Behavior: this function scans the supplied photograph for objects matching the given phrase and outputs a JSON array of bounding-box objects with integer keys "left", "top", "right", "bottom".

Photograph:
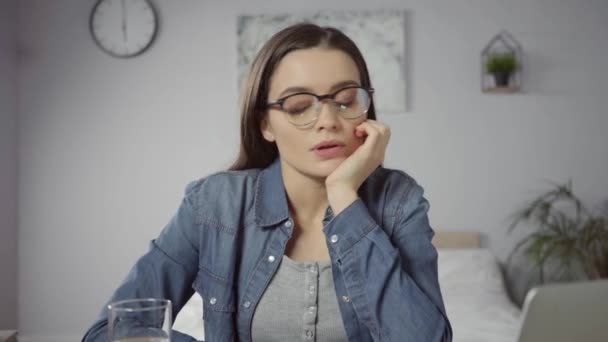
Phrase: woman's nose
[{"left": 314, "top": 100, "right": 340, "bottom": 131}]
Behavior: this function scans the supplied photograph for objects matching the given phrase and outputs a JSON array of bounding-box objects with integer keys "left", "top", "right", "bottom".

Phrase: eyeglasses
[{"left": 266, "top": 86, "right": 374, "bottom": 127}]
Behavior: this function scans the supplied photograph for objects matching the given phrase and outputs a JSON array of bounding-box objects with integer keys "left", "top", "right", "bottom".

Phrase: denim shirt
[{"left": 83, "top": 158, "right": 452, "bottom": 342}]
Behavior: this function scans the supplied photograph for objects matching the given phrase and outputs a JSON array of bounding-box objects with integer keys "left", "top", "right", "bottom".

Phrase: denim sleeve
[
  {"left": 82, "top": 181, "right": 204, "bottom": 342},
  {"left": 324, "top": 183, "right": 453, "bottom": 342}
]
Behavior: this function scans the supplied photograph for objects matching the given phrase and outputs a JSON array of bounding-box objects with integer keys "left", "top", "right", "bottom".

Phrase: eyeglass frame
[{"left": 265, "top": 86, "right": 375, "bottom": 127}]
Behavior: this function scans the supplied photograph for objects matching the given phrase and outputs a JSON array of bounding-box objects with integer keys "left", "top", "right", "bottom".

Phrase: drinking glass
[{"left": 108, "top": 298, "right": 172, "bottom": 342}]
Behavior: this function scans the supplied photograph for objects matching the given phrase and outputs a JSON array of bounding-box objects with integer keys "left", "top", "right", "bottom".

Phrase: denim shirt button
[
  {"left": 284, "top": 220, "right": 293, "bottom": 228},
  {"left": 243, "top": 301, "right": 251, "bottom": 308},
  {"left": 209, "top": 297, "right": 217, "bottom": 305},
  {"left": 267, "top": 255, "right": 276, "bottom": 263},
  {"left": 330, "top": 234, "right": 339, "bottom": 243},
  {"left": 342, "top": 296, "right": 350, "bottom": 303}
]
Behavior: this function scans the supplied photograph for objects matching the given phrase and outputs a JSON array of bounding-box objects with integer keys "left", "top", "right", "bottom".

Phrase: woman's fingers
[
  {"left": 355, "top": 120, "right": 390, "bottom": 145},
  {"left": 365, "top": 120, "right": 391, "bottom": 139}
]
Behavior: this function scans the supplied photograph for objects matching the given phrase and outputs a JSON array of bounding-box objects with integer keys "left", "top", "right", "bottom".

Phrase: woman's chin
[{"left": 312, "top": 158, "right": 346, "bottom": 177}]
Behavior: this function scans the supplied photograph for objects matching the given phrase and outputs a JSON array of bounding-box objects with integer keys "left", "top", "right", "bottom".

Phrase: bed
[
  {"left": 173, "top": 231, "right": 522, "bottom": 341},
  {"left": 433, "top": 232, "right": 521, "bottom": 342}
]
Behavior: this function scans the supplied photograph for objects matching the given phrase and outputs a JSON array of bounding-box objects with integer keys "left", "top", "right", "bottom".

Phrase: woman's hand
[{"left": 325, "top": 120, "right": 391, "bottom": 215}]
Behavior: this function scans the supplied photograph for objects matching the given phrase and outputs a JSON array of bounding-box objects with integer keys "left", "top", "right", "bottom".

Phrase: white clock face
[{"left": 90, "top": 0, "right": 158, "bottom": 58}]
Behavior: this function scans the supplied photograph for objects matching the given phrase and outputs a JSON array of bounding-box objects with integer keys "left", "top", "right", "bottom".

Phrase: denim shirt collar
[{"left": 254, "top": 158, "right": 290, "bottom": 227}]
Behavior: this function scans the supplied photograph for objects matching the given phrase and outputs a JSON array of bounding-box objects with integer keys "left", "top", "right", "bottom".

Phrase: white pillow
[
  {"left": 438, "top": 248, "right": 508, "bottom": 300},
  {"left": 173, "top": 292, "right": 205, "bottom": 340},
  {"left": 437, "top": 248, "right": 521, "bottom": 342}
]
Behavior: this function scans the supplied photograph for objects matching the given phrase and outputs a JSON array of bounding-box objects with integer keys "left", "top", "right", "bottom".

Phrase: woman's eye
[
  {"left": 285, "top": 105, "right": 310, "bottom": 115},
  {"left": 334, "top": 89, "right": 357, "bottom": 109},
  {"left": 283, "top": 95, "right": 313, "bottom": 115},
  {"left": 335, "top": 101, "right": 354, "bottom": 109}
]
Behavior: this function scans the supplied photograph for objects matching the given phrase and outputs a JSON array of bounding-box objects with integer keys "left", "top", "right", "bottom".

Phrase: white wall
[
  {"left": 0, "top": 0, "right": 18, "bottom": 331},
  {"left": 17, "top": 0, "right": 608, "bottom": 340}
]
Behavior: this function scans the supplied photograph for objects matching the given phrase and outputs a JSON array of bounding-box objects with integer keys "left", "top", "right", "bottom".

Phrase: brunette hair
[{"left": 229, "top": 23, "right": 376, "bottom": 170}]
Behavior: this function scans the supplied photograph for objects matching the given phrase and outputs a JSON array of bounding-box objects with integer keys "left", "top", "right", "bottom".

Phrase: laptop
[{"left": 517, "top": 279, "right": 608, "bottom": 342}]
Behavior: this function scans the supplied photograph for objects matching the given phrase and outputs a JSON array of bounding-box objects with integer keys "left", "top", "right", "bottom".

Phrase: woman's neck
[{"left": 280, "top": 162, "right": 329, "bottom": 223}]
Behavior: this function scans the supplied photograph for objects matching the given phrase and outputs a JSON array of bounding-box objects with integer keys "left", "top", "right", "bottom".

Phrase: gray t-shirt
[{"left": 251, "top": 255, "right": 348, "bottom": 341}]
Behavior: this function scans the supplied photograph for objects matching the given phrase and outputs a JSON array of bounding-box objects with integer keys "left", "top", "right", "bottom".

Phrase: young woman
[{"left": 83, "top": 23, "right": 452, "bottom": 342}]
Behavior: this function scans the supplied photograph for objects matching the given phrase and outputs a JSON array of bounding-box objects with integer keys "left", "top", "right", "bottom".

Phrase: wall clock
[{"left": 89, "top": 0, "right": 158, "bottom": 58}]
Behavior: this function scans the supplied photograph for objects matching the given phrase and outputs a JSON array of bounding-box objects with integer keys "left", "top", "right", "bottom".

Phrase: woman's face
[{"left": 262, "top": 47, "right": 367, "bottom": 181}]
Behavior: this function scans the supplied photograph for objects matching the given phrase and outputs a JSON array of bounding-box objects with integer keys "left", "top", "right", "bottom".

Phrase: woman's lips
[{"left": 313, "top": 145, "right": 345, "bottom": 158}]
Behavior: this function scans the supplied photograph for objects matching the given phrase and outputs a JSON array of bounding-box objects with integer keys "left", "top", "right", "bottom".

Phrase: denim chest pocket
[{"left": 194, "top": 267, "right": 236, "bottom": 315}]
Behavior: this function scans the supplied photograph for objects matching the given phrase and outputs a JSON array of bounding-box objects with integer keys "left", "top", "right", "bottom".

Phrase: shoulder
[
  {"left": 361, "top": 166, "right": 427, "bottom": 216},
  {"left": 178, "top": 168, "right": 264, "bottom": 233},
  {"left": 183, "top": 168, "right": 263, "bottom": 206},
  {"left": 366, "top": 166, "right": 423, "bottom": 197}
]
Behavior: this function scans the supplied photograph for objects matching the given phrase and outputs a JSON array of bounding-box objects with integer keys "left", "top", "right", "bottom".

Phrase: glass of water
[{"left": 108, "top": 298, "right": 172, "bottom": 342}]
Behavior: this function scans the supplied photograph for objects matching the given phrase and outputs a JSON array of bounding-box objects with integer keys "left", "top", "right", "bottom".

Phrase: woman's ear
[{"left": 260, "top": 117, "right": 276, "bottom": 142}]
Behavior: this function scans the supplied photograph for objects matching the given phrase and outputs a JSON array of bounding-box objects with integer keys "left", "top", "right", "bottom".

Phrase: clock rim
[{"left": 89, "top": 0, "right": 159, "bottom": 58}]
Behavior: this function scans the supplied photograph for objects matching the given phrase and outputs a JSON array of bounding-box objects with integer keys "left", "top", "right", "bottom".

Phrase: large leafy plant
[{"left": 508, "top": 181, "right": 608, "bottom": 283}]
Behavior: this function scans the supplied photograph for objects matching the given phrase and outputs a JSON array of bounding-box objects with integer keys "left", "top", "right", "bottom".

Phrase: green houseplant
[
  {"left": 508, "top": 181, "right": 608, "bottom": 284},
  {"left": 485, "top": 52, "right": 518, "bottom": 87}
]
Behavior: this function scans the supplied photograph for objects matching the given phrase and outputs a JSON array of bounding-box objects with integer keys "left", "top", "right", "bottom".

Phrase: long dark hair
[{"left": 229, "top": 23, "right": 376, "bottom": 171}]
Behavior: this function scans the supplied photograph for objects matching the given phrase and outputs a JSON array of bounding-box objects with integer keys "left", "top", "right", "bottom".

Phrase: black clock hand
[{"left": 121, "top": 0, "right": 127, "bottom": 42}]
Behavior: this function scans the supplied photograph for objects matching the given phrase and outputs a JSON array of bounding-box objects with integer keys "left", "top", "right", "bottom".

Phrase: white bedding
[
  {"left": 174, "top": 248, "right": 521, "bottom": 341},
  {"left": 438, "top": 248, "right": 521, "bottom": 342}
]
